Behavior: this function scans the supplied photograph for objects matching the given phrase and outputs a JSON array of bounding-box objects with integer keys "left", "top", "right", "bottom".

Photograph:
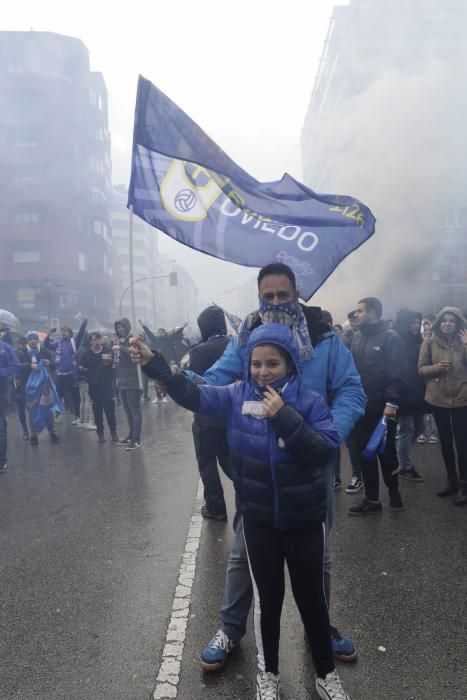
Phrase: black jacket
[
  {"left": 350, "top": 321, "right": 406, "bottom": 413},
  {"left": 80, "top": 346, "right": 114, "bottom": 396},
  {"left": 188, "top": 306, "right": 230, "bottom": 426},
  {"left": 395, "top": 311, "right": 425, "bottom": 415}
]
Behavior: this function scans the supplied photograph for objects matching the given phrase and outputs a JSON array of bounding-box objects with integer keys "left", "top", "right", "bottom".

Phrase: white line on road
[{"left": 151, "top": 479, "right": 204, "bottom": 700}]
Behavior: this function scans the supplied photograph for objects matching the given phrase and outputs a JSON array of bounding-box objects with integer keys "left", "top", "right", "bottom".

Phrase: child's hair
[{"left": 251, "top": 343, "right": 296, "bottom": 374}]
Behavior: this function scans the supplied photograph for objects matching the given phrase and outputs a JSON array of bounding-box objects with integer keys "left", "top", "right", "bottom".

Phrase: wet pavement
[{"left": 1, "top": 402, "right": 466, "bottom": 699}]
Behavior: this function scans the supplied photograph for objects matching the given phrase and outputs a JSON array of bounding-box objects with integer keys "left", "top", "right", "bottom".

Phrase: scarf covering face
[{"left": 238, "top": 300, "right": 314, "bottom": 360}]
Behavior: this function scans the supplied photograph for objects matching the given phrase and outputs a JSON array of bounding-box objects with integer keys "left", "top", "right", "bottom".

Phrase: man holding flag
[{"left": 126, "top": 76, "right": 375, "bottom": 691}]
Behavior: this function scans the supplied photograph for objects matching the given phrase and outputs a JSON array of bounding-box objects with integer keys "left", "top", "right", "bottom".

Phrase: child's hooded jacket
[{"left": 144, "top": 324, "right": 338, "bottom": 530}]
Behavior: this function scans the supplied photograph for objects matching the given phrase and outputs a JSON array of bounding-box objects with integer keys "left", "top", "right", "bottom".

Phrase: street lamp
[{"left": 119, "top": 273, "right": 178, "bottom": 317}]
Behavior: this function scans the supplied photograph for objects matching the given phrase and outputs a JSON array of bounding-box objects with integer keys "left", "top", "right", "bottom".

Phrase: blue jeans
[
  {"left": 220, "top": 462, "right": 334, "bottom": 641},
  {"left": 397, "top": 414, "right": 425, "bottom": 471},
  {"left": 120, "top": 388, "right": 142, "bottom": 442},
  {"left": 0, "top": 406, "right": 7, "bottom": 465}
]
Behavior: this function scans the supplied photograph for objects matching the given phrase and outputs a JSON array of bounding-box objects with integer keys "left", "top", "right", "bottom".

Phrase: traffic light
[{"left": 169, "top": 272, "right": 178, "bottom": 286}]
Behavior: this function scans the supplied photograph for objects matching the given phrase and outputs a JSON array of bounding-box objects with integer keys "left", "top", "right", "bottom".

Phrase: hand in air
[
  {"left": 262, "top": 385, "right": 284, "bottom": 417},
  {"left": 459, "top": 329, "right": 467, "bottom": 346},
  {"left": 129, "top": 337, "right": 153, "bottom": 366}
]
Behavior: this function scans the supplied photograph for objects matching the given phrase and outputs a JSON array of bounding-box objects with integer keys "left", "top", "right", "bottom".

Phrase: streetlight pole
[{"left": 119, "top": 274, "right": 172, "bottom": 317}]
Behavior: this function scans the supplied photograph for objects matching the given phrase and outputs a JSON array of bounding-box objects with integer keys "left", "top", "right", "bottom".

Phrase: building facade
[
  {"left": 301, "top": 1, "right": 467, "bottom": 313},
  {"left": 0, "top": 31, "right": 113, "bottom": 328}
]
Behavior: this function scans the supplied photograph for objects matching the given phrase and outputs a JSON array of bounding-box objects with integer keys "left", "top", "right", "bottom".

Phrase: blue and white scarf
[{"left": 238, "top": 300, "right": 314, "bottom": 360}]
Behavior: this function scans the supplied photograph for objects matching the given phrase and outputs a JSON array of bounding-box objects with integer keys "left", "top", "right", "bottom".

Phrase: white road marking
[{"left": 152, "top": 479, "right": 204, "bottom": 699}]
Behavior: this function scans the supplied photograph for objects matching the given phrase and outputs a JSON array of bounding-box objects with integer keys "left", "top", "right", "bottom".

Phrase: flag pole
[{"left": 128, "top": 204, "right": 143, "bottom": 390}]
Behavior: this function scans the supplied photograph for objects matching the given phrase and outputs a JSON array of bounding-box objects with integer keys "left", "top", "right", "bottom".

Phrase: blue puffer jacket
[
  {"left": 144, "top": 324, "right": 339, "bottom": 530},
  {"left": 186, "top": 316, "right": 366, "bottom": 442}
]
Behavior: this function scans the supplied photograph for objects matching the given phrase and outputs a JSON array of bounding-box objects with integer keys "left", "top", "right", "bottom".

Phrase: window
[
  {"left": 78, "top": 252, "right": 88, "bottom": 272},
  {"left": 89, "top": 90, "right": 103, "bottom": 110},
  {"left": 17, "top": 288, "right": 35, "bottom": 308},
  {"left": 93, "top": 219, "right": 104, "bottom": 235},
  {"left": 103, "top": 255, "right": 112, "bottom": 276},
  {"left": 91, "top": 187, "right": 105, "bottom": 205},
  {"left": 15, "top": 212, "right": 40, "bottom": 224},
  {"left": 89, "top": 158, "right": 104, "bottom": 173},
  {"left": 12, "top": 251, "right": 40, "bottom": 263},
  {"left": 13, "top": 175, "right": 41, "bottom": 186}
]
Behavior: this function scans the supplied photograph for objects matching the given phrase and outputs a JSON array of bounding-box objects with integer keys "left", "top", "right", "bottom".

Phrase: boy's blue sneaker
[
  {"left": 330, "top": 626, "right": 357, "bottom": 662},
  {"left": 200, "top": 629, "right": 239, "bottom": 671}
]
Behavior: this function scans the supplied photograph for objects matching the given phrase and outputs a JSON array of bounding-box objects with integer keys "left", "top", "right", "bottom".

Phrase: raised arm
[
  {"left": 186, "top": 335, "right": 244, "bottom": 386},
  {"left": 75, "top": 317, "right": 88, "bottom": 350},
  {"left": 139, "top": 343, "right": 232, "bottom": 419}
]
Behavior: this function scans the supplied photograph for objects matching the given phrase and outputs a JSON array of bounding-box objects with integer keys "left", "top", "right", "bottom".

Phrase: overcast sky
[{"left": 4, "top": 0, "right": 343, "bottom": 304}]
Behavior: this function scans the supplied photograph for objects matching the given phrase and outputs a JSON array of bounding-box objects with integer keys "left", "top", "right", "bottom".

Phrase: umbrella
[{"left": 0, "top": 309, "right": 21, "bottom": 329}]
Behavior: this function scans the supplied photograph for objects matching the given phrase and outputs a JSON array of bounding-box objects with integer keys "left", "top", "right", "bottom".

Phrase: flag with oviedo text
[{"left": 128, "top": 76, "right": 376, "bottom": 301}]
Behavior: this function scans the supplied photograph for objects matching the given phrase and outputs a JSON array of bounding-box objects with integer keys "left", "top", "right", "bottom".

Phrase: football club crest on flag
[{"left": 128, "top": 76, "right": 376, "bottom": 300}]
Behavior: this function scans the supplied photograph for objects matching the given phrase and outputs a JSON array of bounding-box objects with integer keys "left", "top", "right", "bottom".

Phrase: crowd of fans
[{"left": 1, "top": 262, "right": 466, "bottom": 700}]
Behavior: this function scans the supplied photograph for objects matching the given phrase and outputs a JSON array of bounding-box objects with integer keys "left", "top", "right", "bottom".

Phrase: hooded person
[
  {"left": 134, "top": 323, "right": 351, "bottom": 700},
  {"left": 44, "top": 317, "right": 87, "bottom": 424},
  {"left": 394, "top": 309, "right": 426, "bottom": 482},
  {"left": 15, "top": 332, "right": 57, "bottom": 444},
  {"left": 183, "top": 306, "right": 232, "bottom": 520},
  {"left": 113, "top": 317, "right": 142, "bottom": 450},
  {"left": 418, "top": 306, "right": 467, "bottom": 504}
]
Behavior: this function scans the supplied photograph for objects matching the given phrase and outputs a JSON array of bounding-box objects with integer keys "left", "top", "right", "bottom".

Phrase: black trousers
[
  {"left": 15, "top": 397, "right": 28, "bottom": 434},
  {"left": 90, "top": 389, "right": 116, "bottom": 435},
  {"left": 431, "top": 405, "right": 467, "bottom": 482},
  {"left": 348, "top": 412, "right": 399, "bottom": 501},
  {"left": 56, "top": 374, "right": 80, "bottom": 417},
  {"left": 192, "top": 419, "right": 232, "bottom": 515},
  {"left": 243, "top": 517, "right": 334, "bottom": 679}
]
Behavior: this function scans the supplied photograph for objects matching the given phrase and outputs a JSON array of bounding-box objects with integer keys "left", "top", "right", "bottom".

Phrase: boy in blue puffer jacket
[{"left": 131, "top": 324, "right": 351, "bottom": 700}]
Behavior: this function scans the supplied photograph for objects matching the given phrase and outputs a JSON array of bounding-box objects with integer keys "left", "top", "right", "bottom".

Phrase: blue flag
[
  {"left": 128, "top": 76, "right": 376, "bottom": 301},
  {"left": 25, "top": 361, "right": 63, "bottom": 433}
]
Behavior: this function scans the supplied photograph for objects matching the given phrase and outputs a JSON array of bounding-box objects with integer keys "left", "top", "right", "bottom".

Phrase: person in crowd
[
  {"left": 348, "top": 297, "right": 406, "bottom": 515},
  {"left": 132, "top": 323, "right": 351, "bottom": 700},
  {"left": 19, "top": 332, "right": 58, "bottom": 445},
  {"left": 395, "top": 309, "right": 425, "bottom": 482},
  {"left": 45, "top": 317, "right": 87, "bottom": 424},
  {"left": 333, "top": 323, "right": 344, "bottom": 335},
  {"left": 174, "top": 263, "right": 365, "bottom": 672},
  {"left": 185, "top": 305, "right": 232, "bottom": 520},
  {"left": 0, "top": 322, "right": 14, "bottom": 346},
  {"left": 77, "top": 343, "right": 96, "bottom": 430},
  {"left": 12, "top": 337, "right": 30, "bottom": 440},
  {"left": 342, "top": 310, "right": 358, "bottom": 349},
  {"left": 81, "top": 332, "right": 119, "bottom": 444},
  {"left": 0, "top": 338, "right": 21, "bottom": 473},
  {"left": 113, "top": 317, "right": 142, "bottom": 450},
  {"left": 344, "top": 308, "right": 366, "bottom": 494},
  {"left": 418, "top": 306, "right": 467, "bottom": 505},
  {"left": 416, "top": 321, "right": 439, "bottom": 444}
]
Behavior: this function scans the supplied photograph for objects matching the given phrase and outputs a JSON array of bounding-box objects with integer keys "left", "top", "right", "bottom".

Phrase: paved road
[{"left": 1, "top": 402, "right": 466, "bottom": 699}]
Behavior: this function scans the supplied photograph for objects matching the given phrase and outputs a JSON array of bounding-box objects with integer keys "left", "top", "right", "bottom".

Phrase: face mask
[{"left": 259, "top": 299, "right": 300, "bottom": 321}]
